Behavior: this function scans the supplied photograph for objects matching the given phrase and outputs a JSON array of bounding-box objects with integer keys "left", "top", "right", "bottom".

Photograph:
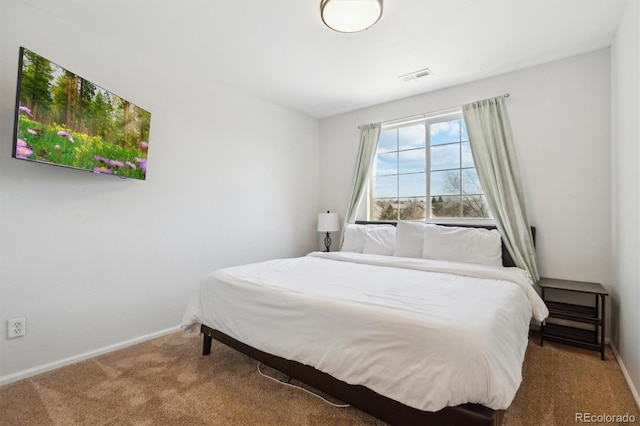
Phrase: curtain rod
[{"left": 358, "top": 93, "right": 510, "bottom": 129}]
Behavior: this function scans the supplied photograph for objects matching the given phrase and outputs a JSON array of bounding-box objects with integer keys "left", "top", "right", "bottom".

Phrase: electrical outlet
[{"left": 7, "top": 318, "right": 26, "bottom": 339}]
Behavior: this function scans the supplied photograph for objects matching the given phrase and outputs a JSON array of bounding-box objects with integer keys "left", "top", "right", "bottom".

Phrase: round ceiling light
[{"left": 321, "top": 0, "right": 383, "bottom": 33}]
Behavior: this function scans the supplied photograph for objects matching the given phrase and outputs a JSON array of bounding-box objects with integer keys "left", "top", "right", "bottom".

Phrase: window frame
[{"left": 368, "top": 109, "right": 492, "bottom": 223}]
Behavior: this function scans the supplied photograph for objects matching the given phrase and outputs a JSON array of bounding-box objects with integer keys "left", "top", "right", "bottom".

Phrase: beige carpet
[{"left": 1, "top": 331, "right": 638, "bottom": 425}]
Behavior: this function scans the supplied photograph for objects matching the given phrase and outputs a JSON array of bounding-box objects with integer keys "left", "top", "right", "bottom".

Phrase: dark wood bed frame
[
  {"left": 199, "top": 222, "right": 536, "bottom": 426},
  {"left": 201, "top": 325, "right": 502, "bottom": 425}
]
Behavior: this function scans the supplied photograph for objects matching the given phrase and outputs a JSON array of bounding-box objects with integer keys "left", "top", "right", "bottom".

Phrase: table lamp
[{"left": 317, "top": 211, "right": 340, "bottom": 252}]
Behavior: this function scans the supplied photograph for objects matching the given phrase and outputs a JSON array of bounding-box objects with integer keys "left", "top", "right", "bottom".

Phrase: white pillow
[
  {"left": 341, "top": 224, "right": 394, "bottom": 253},
  {"left": 393, "top": 221, "right": 435, "bottom": 258},
  {"left": 422, "top": 225, "right": 502, "bottom": 266},
  {"left": 362, "top": 227, "right": 396, "bottom": 255}
]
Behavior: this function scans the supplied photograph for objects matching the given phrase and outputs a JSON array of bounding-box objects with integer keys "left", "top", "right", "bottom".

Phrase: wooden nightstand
[{"left": 539, "top": 277, "right": 608, "bottom": 360}]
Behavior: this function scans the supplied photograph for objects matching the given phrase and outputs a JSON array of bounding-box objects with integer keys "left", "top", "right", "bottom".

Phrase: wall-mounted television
[{"left": 12, "top": 47, "right": 151, "bottom": 180}]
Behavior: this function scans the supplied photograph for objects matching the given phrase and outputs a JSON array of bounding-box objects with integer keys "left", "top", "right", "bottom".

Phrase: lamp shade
[
  {"left": 321, "top": 0, "right": 383, "bottom": 33},
  {"left": 317, "top": 212, "right": 340, "bottom": 232}
]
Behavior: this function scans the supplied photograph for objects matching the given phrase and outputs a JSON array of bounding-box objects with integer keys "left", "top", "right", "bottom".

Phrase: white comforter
[{"left": 182, "top": 252, "right": 548, "bottom": 412}]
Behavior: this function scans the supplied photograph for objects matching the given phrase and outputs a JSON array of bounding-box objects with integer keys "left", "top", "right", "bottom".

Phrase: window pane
[
  {"left": 462, "top": 168, "right": 483, "bottom": 194},
  {"left": 374, "top": 174, "right": 397, "bottom": 198},
  {"left": 378, "top": 129, "right": 398, "bottom": 153},
  {"left": 399, "top": 197, "right": 426, "bottom": 220},
  {"left": 430, "top": 119, "right": 463, "bottom": 146},
  {"left": 399, "top": 172, "right": 426, "bottom": 198},
  {"left": 375, "top": 152, "right": 397, "bottom": 176},
  {"left": 398, "top": 124, "right": 426, "bottom": 150},
  {"left": 431, "top": 195, "right": 461, "bottom": 218},
  {"left": 373, "top": 198, "right": 398, "bottom": 221},
  {"left": 431, "top": 143, "right": 460, "bottom": 171},
  {"left": 463, "top": 195, "right": 491, "bottom": 218},
  {"left": 430, "top": 170, "right": 460, "bottom": 196},
  {"left": 461, "top": 142, "right": 474, "bottom": 168},
  {"left": 399, "top": 148, "right": 426, "bottom": 173}
]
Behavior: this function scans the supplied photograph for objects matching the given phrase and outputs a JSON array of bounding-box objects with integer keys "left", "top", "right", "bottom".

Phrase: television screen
[{"left": 12, "top": 47, "right": 151, "bottom": 180}]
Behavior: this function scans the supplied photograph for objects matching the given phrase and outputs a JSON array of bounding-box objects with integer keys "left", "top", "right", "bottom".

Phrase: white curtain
[
  {"left": 343, "top": 123, "right": 381, "bottom": 227},
  {"left": 463, "top": 96, "right": 540, "bottom": 285}
]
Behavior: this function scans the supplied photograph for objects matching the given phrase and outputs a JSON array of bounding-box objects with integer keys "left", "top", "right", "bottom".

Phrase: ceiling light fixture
[{"left": 321, "top": 0, "right": 383, "bottom": 33}]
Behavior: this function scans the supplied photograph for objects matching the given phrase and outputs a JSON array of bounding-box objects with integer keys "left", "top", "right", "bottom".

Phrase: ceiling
[{"left": 18, "top": 0, "right": 627, "bottom": 119}]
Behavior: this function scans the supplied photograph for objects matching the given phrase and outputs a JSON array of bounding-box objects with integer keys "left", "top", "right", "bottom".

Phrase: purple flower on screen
[
  {"left": 140, "top": 141, "right": 148, "bottom": 149},
  {"left": 125, "top": 161, "right": 137, "bottom": 170},
  {"left": 135, "top": 157, "right": 147, "bottom": 174},
  {"left": 101, "top": 157, "right": 111, "bottom": 164},
  {"left": 57, "top": 130, "right": 74, "bottom": 143},
  {"left": 94, "top": 155, "right": 102, "bottom": 161},
  {"left": 16, "top": 146, "right": 33, "bottom": 158},
  {"left": 19, "top": 106, "right": 33, "bottom": 117},
  {"left": 17, "top": 138, "right": 27, "bottom": 147},
  {"left": 93, "top": 166, "right": 113, "bottom": 174},
  {"left": 27, "top": 129, "right": 37, "bottom": 136},
  {"left": 54, "top": 145, "right": 60, "bottom": 150}
]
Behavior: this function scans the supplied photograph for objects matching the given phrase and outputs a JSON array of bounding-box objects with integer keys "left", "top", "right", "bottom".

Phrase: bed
[{"left": 182, "top": 221, "right": 548, "bottom": 425}]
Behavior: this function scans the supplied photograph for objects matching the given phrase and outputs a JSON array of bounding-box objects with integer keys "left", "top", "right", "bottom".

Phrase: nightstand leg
[
  {"left": 600, "top": 294, "right": 606, "bottom": 361},
  {"left": 540, "top": 288, "right": 545, "bottom": 347}
]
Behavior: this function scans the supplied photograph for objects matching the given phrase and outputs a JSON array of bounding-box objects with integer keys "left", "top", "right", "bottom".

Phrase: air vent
[{"left": 398, "top": 68, "right": 432, "bottom": 82}]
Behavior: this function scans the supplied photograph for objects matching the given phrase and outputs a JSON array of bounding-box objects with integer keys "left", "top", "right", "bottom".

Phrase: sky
[{"left": 374, "top": 118, "right": 483, "bottom": 200}]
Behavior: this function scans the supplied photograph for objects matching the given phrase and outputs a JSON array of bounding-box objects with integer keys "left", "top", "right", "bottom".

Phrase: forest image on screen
[{"left": 13, "top": 47, "right": 151, "bottom": 180}]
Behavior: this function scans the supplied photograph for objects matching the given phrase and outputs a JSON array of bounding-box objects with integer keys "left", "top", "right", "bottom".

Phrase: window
[{"left": 370, "top": 111, "right": 491, "bottom": 221}]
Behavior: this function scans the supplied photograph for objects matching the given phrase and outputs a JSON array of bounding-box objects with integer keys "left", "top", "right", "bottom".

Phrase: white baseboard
[
  {"left": 609, "top": 341, "right": 640, "bottom": 410},
  {"left": 0, "top": 325, "right": 181, "bottom": 388}
]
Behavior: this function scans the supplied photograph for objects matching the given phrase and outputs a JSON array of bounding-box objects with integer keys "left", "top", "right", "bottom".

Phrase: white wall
[
  {"left": 611, "top": 0, "right": 640, "bottom": 403},
  {"left": 320, "top": 49, "right": 611, "bottom": 286},
  {"left": 0, "top": 2, "right": 320, "bottom": 381}
]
